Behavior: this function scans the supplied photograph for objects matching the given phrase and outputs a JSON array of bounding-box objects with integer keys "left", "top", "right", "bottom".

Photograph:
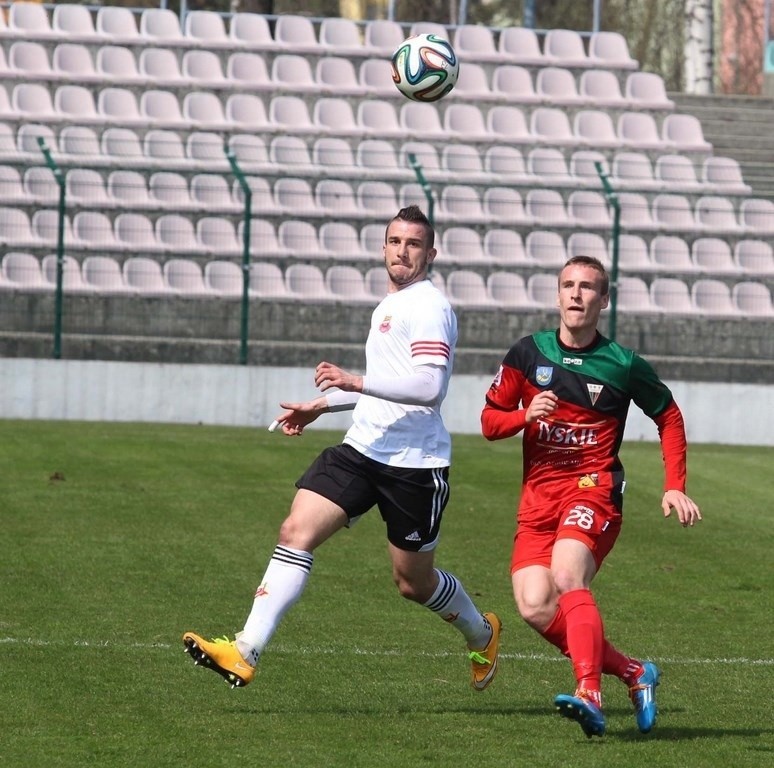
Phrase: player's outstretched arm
[
  {"left": 661, "top": 489, "right": 702, "bottom": 528},
  {"left": 271, "top": 397, "right": 329, "bottom": 437}
]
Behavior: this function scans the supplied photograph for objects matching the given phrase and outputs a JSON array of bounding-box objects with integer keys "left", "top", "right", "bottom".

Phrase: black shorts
[{"left": 295, "top": 443, "right": 450, "bottom": 552}]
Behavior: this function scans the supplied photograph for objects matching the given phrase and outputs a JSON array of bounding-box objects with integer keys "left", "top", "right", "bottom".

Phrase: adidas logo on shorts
[{"left": 405, "top": 531, "right": 421, "bottom": 542}]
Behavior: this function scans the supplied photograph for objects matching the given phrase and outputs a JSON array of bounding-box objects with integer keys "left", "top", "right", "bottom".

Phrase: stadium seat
[
  {"left": 358, "top": 59, "right": 398, "bottom": 99},
  {"left": 617, "top": 111, "right": 670, "bottom": 151},
  {"left": 227, "top": 133, "right": 270, "bottom": 171},
  {"left": 229, "top": 13, "right": 276, "bottom": 50},
  {"left": 313, "top": 97, "right": 363, "bottom": 138},
  {"left": 107, "top": 169, "right": 151, "bottom": 209},
  {"left": 184, "top": 10, "right": 231, "bottom": 48},
  {"left": 578, "top": 69, "right": 629, "bottom": 109},
  {"left": 484, "top": 145, "right": 533, "bottom": 183},
  {"left": 55, "top": 84, "right": 101, "bottom": 124},
  {"left": 144, "top": 129, "right": 189, "bottom": 169},
  {"left": 616, "top": 233, "right": 655, "bottom": 271},
  {"left": 357, "top": 99, "right": 403, "bottom": 139},
  {"left": 453, "top": 24, "right": 501, "bottom": 63},
  {"left": 356, "top": 181, "right": 399, "bottom": 214},
  {"left": 441, "top": 143, "right": 487, "bottom": 181},
  {"left": 452, "top": 62, "right": 494, "bottom": 101},
  {"left": 491, "top": 65, "right": 541, "bottom": 104},
  {"left": 23, "top": 167, "right": 59, "bottom": 205},
  {"left": 0, "top": 166, "right": 28, "bottom": 205},
  {"left": 96, "top": 45, "right": 144, "bottom": 84},
  {"left": 285, "top": 263, "right": 333, "bottom": 301},
  {"left": 139, "top": 47, "right": 184, "bottom": 86},
  {"left": 242, "top": 218, "right": 282, "bottom": 258},
  {"left": 734, "top": 239, "right": 774, "bottom": 274},
  {"left": 567, "top": 232, "right": 609, "bottom": 265},
  {"left": 701, "top": 156, "right": 751, "bottom": 195},
  {"left": 123, "top": 256, "right": 175, "bottom": 296},
  {"left": 316, "top": 57, "right": 362, "bottom": 97},
  {"left": 52, "top": 43, "right": 101, "bottom": 84},
  {"left": 400, "top": 102, "right": 446, "bottom": 140},
  {"left": 487, "top": 271, "right": 536, "bottom": 309},
  {"left": 691, "top": 278, "right": 739, "bottom": 316},
  {"left": 588, "top": 31, "right": 638, "bottom": 69},
  {"left": 82, "top": 255, "right": 133, "bottom": 294},
  {"left": 313, "top": 136, "right": 358, "bottom": 175},
  {"left": 487, "top": 105, "right": 532, "bottom": 144},
  {"left": 536, "top": 67, "right": 585, "bottom": 106},
  {"left": 483, "top": 229, "right": 531, "bottom": 266},
  {"left": 443, "top": 103, "right": 490, "bottom": 141},
  {"left": 36, "top": 210, "right": 73, "bottom": 248},
  {"left": 616, "top": 276, "right": 659, "bottom": 313},
  {"left": 612, "top": 151, "right": 661, "bottom": 191},
  {"left": 650, "top": 235, "right": 695, "bottom": 272},
  {"left": 625, "top": 72, "right": 675, "bottom": 110},
  {"left": 356, "top": 141, "right": 404, "bottom": 180},
  {"left": 569, "top": 150, "right": 609, "bottom": 188},
  {"left": 149, "top": 172, "right": 196, "bottom": 210},
  {"left": 400, "top": 141, "right": 442, "bottom": 180},
  {"left": 96, "top": 6, "right": 141, "bottom": 44},
  {"left": 409, "top": 21, "right": 447, "bottom": 38},
  {"left": 544, "top": 29, "right": 590, "bottom": 67},
  {"left": 9, "top": 40, "right": 56, "bottom": 80},
  {"left": 163, "top": 258, "right": 214, "bottom": 296},
  {"left": 528, "top": 272, "right": 560, "bottom": 306},
  {"left": 226, "top": 93, "right": 272, "bottom": 131},
  {"left": 249, "top": 262, "right": 289, "bottom": 299},
  {"left": 498, "top": 27, "right": 546, "bottom": 66},
  {"left": 12, "top": 83, "right": 59, "bottom": 122},
  {"left": 654, "top": 153, "right": 703, "bottom": 192},
  {"left": 739, "top": 198, "right": 774, "bottom": 234},
  {"left": 271, "top": 53, "right": 317, "bottom": 93},
  {"left": 319, "top": 221, "right": 369, "bottom": 261},
  {"left": 274, "top": 15, "right": 321, "bottom": 54},
  {"left": 364, "top": 266, "right": 387, "bottom": 299},
  {"left": 278, "top": 219, "right": 322, "bottom": 258},
  {"left": 732, "top": 281, "right": 773, "bottom": 316},
  {"left": 315, "top": 179, "right": 359, "bottom": 218},
  {"left": 319, "top": 17, "right": 365, "bottom": 57},
  {"left": 114, "top": 212, "right": 165, "bottom": 253},
  {"left": 197, "top": 217, "right": 242, "bottom": 256},
  {"left": 525, "top": 190, "right": 572, "bottom": 227},
  {"left": 691, "top": 237, "right": 737, "bottom": 274},
  {"left": 157, "top": 214, "right": 208, "bottom": 256},
  {"left": 204, "top": 260, "right": 244, "bottom": 296},
  {"left": 60, "top": 124, "right": 107, "bottom": 165},
  {"left": 141, "top": 89, "right": 187, "bottom": 129},
  {"left": 227, "top": 52, "right": 272, "bottom": 91},
  {"left": 483, "top": 187, "right": 531, "bottom": 225},
  {"left": 238, "top": 176, "right": 281, "bottom": 216},
  {"left": 652, "top": 193, "right": 699, "bottom": 232},
  {"left": 526, "top": 230, "right": 567, "bottom": 266},
  {"left": 182, "top": 50, "right": 228, "bottom": 88},
  {"left": 446, "top": 270, "right": 498, "bottom": 308},
  {"left": 618, "top": 192, "right": 659, "bottom": 231},
  {"left": 98, "top": 87, "right": 145, "bottom": 126},
  {"left": 183, "top": 91, "right": 229, "bottom": 132},
  {"left": 363, "top": 19, "right": 404, "bottom": 56},
  {"left": 530, "top": 107, "right": 576, "bottom": 146},
  {"left": 140, "top": 8, "right": 184, "bottom": 43},
  {"left": 441, "top": 227, "right": 486, "bottom": 264},
  {"left": 325, "top": 265, "right": 375, "bottom": 304},
  {"left": 695, "top": 195, "right": 743, "bottom": 233},
  {"left": 8, "top": 2, "right": 56, "bottom": 40},
  {"left": 52, "top": 4, "right": 100, "bottom": 43},
  {"left": 574, "top": 109, "right": 623, "bottom": 149},
  {"left": 650, "top": 276, "right": 699, "bottom": 314},
  {"left": 360, "top": 224, "right": 386, "bottom": 257},
  {"left": 185, "top": 131, "right": 230, "bottom": 172},
  {"left": 1, "top": 251, "right": 49, "bottom": 291},
  {"left": 528, "top": 147, "right": 573, "bottom": 186},
  {"left": 568, "top": 190, "right": 612, "bottom": 229},
  {"left": 661, "top": 114, "right": 711, "bottom": 153},
  {"left": 191, "top": 175, "right": 239, "bottom": 214}
]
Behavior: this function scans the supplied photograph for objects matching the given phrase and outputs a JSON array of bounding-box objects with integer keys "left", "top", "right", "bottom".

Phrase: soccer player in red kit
[{"left": 481, "top": 255, "right": 702, "bottom": 738}]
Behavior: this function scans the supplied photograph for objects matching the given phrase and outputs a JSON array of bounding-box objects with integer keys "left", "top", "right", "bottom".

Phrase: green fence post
[
  {"left": 37, "top": 137, "right": 65, "bottom": 359},
  {"left": 595, "top": 161, "right": 620, "bottom": 343},
  {"left": 225, "top": 146, "right": 251, "bottom": 366},
  {"left": 407, "top": 152, "right": 434, "bottom": 227}
]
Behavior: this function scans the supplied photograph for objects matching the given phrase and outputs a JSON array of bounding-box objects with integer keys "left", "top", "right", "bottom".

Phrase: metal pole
[
  {"left": 226, "top": 146, "right": 252, "bottom": 366},
  {"left": 592, "top": 0, "right": 602, "bottom": 33},
  {"left": 407, "top": 152, "right": 434, "bottom": 227},
  {"left": 37, "top": 137, "right": 65, "bottom": 360},
  {"left": 594, "top": 161, "right": 620, "bottom": 343},
  {"left": 765, "top": 0, "right": 772, "bottom": 71},
  {"left": 524, "top": 0, "right": 536, "bottom": 29}
]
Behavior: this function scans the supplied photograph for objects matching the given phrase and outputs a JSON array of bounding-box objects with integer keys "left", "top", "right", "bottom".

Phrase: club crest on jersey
[
  {"left": 379, "top": 315, "right": 392, "bottom": 333},
  {"left": 536, "top": 366, "right": 553, "bottom": 386},
  {"left": 587, "top": 383, "right": 603, "bottom": 405},
  {"left": 578, "top": 473, "right": 599, "bottom": 488}
]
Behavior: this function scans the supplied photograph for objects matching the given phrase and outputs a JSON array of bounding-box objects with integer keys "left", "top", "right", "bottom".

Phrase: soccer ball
[{"left": 390, "top": 33, "right": 459, "bottom": 103}]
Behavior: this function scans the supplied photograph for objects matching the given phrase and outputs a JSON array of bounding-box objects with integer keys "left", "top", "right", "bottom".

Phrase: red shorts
[{"left": 510, "top": 475, "right": 623, "bottom": 574}]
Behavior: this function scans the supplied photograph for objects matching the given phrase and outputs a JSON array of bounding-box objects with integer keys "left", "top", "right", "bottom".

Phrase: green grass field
[{"left": 2, "top": 419, "right": 772, "bottom": 768}]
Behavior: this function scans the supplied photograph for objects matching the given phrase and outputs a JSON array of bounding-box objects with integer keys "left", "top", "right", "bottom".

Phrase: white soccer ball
[{"left": 390, "top": 33, "right": 459, "bottom": 103}]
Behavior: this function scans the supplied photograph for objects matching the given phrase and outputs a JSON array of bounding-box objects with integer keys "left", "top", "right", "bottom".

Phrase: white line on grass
[{"left": 1, "top": 636, "right": 772, "bottom": 666}]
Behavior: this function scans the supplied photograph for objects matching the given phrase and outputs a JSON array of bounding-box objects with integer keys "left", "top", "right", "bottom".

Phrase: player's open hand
[
  {"left": 272, "top": 400, "right": 326, "bottom": 436},
  {"left": 662, "top": 489, "right": 702, "bottom": 527},
  {"left": 314, "top": 361, "right": 363, "bottom": 393}
]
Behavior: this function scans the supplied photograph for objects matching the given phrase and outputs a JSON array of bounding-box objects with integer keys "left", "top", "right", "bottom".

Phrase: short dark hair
[
  {"left": 385, "top": 205, "right": 435, "bottom": 247},
  {"left": 562, "top": 255, "right": 609, "bottom": 294}
]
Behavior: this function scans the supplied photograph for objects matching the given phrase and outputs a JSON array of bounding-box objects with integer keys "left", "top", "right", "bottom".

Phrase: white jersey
[{"left": 343, "top": 279, "right": 457, "bottom": 468}]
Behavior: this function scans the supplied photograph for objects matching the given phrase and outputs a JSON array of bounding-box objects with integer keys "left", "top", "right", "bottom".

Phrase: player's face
[
  {"left": 557, "top": 263, "right": 609, "bottom": 334},
  {"left": 383, "top": 219, "right": 436, "bottom": 291}
]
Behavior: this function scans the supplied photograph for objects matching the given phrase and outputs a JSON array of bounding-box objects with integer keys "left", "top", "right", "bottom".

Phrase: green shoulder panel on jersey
[{"left": 532, "top": 330, "right": 673, "bottom": 417}]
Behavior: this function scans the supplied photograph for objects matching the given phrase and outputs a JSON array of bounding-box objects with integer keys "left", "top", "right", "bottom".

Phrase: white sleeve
[
  {"left": 325, "top": 389, "right": 361, "bottom": 412},
  {"left": 361, "top": 364, "right": 444, "bottom": 406}
]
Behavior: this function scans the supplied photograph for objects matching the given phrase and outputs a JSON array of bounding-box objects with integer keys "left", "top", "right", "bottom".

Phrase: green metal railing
[{"left": 595, "top": 161, "right": 621, "bottom": 343}]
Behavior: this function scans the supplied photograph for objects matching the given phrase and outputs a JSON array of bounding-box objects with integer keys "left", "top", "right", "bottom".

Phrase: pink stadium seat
[
  {"left": 529, "top": 147, "right": 573, "bottom": 186},
  {"left": 82, "top": 255, "right": 133, "bottom": 294},
  {"left": 491, "top": 65, "right": 541, "bottom": 104},
  {"left": 325, "top": 265, "right": 375, "bottom": 304},
  {"left": 184, "top": 10, "right": 230, "bottom": 48},
  {"left": 526, "top": 230, "right": 567, "bottom": 266},
  {"left": 278, "top": 219, "right": 322, "bottom": 258},
  {"left": 487, "top": 271, "right": 536, "bottom": 309},
  {"left": 691, "top": 237, "right": 737, "bottom": 274},
  {"left": 612, "top": 152, "right": 661, "bottom": 191},
  {"left": 358, "top": 58, "right": 399, "bottom": 99},
  {"left": 650, "top": 276, "right": 699, "bottom": 314},
  {"left": 567, "top": 190, "right": 612, "bottom": 229},
  {"left": 616, "top": 276, "right": 659, "bottom": 313},
  {"left": 530, "top": 107, "right": 576, "bottom": 146},
  {"left": 249, "top": 263, "right": 289, "bottom": 299},
  {"left": 739, "top": 198, "right": 774, "bottom": 234},
  {"left": 652, "top": 193, "right": 699, "bottom": 233},
  {"left": 734, "top": 239, "right": 774, "bottom": 274},
  {"left": 229, "top": 13, "right": 276, "bottom": 50},
  {"left": 444, "top": 103, "right": 489, "bottom": 140},
  {"left": 484, "top": 145, "right": 533, "bottom": 183},
  {"left": 654, "top": 154, "right": 703, "bottom": 193},
  {"left": 487, "top": 105, "right": 532, "bottom": 144},
  {"left": 650, "top": 235, "right": 695, "bottom": 273},
  {"left": 527, "top": 272, "right": 561, "bottom": 307},
  {"left": 618, "top": 192, "right": 659, "bottom": 231},
  {"left": 483, "top": 187, "right": 531, "bottom": 225},
  {"left": 588, "top": 31, "right": 638, "bottom": 70},
  {"left": 498, "top": 27, "right": 545, "bottom": 66},
  {"left": 319, "top": 17, "right": 365, "bottom": 57},
  {"left": 616, "top": 233, "right": 654, "bottom": 272},
  {"left": 695, "top": 195, "right": 743, "bottom": 234},
  {"left": 182, "top": 50, "right": 228, "bottom": 88},
  {"left": 578, "top": 69, "right": 629, "bottom": 109},
  {"left": 567, "top": 232, "right": 609, "bottom": 265},
  {"left": 441, "top": 227, "right": 486, "bottom": 265},
  {"left": 625, "top": 72, "right": 675, "bottom": 110},
  {"left": 446, "top": 270, "right": 498, "bottom": 308},
  {"left": 9, "top": 2, "right": 56, "bottom": 40},
  {"left": 441, "top": 144, "right": 488, "bottom": 181},
  {"left": 544, "top": 29, "right": 589, "bottom": 67},
  {"left": 227, "top": 52, "right": 273, "bottom": 91},
  {"left": 701, "top": 156, "right": 751, "bottom": 195},
  {"left": 454, "top": 24, "right": 502, "bottom": 63},
  {"left": 316, "top": 57, "right": 362, "bottom": 97},
  {"left": 574, "top": 109, "right": 623, "bottom": 149},
  {"left": 285, "top": 263, "right": 334, "bottom": 301},
  {"left": 525, "top": 190, "right": 572, "bottom": 227},
  {"left": 96, "top": 6, "right": 140, "bottom": 44},
  {"left": 163, "top": 258, "right": 214, "bottom": 296},
  {"left": 96, "top": 45, "right": 144, "bottom": 84},
  {"left": 204, "top": 260, "right": 244, "bottom": 297},
  {"left": 661, "top": 114, "right": 711, "bottom": 153},
  {"left": 536, "top": 66, "right": 585, "bottom": 105},
  {"left": 271, "top": 53, "right": 317, "bottom": 93},
  {"left": 617, "top": 111, "right": 670, "bottom": 151},
  {"left": 319, "top": 221, "right": 370, "bottom": 261},
  {"left": 52, "top": 4, "right": 99, "bottom": 42},
  {"left": 357, "top": 99, "right": 403, "bottom": 138},
  {"left": 691, "top": 278, "right": 739, "bottom": 316},
  {"left": 732, "top": 281, "right": 773, "bottom": 316},
  {"left": 197, "top": 216, "right": 242, "bottom": 255},
  {"left": 363, "top": 19, "right": 404, "bottom": 56},
  {"left": 399, "top": 101, "right": 446, "bottom": 140},
  {"left": 1, "top": 252, "right": 48, "bottom": 291},
  {"left": 52, "top": 43, "right": 101, "bottom": 84},
  {"left": 452, "top": 62, "right": 494, "bottom": 100},
  {"left": 569, "top": 150, "right": 609, "bottom": 188},
  {"left": 483, "top": 229, "right": 531, "bottom": 266},
  {"left": 140, "top": 8, "right": 184, "bottom": 43},
  {"left": 274, "top": 15, "right": 321, "bottom": 54},
  {"left": 139, "top": 47, "right": 184, "bottom": 86}
]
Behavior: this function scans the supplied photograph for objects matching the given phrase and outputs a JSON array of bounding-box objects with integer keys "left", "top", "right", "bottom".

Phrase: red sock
[
  {"left": 557, "top": 589, "right": 604, "bottom": 692},
  {"left": 540, "top": 608, "right": 569, "bottom": 656}
]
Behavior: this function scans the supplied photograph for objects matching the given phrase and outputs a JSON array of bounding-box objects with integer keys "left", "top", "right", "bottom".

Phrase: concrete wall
[{"left": 1, "top": 358, "right": 772, "bottom": 446}]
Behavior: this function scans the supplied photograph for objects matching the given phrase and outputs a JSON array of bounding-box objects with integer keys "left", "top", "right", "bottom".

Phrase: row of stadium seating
[
  {"left": 0, "top": 40, "right": 671, "bottom": 110},
  {"left": 0, "top": 83, "right": 707, "bottom": 153},
  {"left": 1, "top": 251, "right": 771, "bottom": 317},
  {"left": 2, "top": 204, "right": 772, "bottom": 278},
  {"left": 0, "top": 5, "right": 639, "bottom": 73}
]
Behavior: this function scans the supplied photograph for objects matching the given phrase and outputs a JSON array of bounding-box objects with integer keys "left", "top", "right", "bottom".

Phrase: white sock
[
  {"left": 423, "top": 569, "right": 491, "bottom": 649},
  {"left": 235, "top": 545, "right": 313, "bottom": 666}
]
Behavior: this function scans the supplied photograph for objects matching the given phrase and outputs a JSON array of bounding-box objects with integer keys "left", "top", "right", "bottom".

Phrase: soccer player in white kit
[{"left": 183, "top": 206, "right": 501, "bottom": 691}]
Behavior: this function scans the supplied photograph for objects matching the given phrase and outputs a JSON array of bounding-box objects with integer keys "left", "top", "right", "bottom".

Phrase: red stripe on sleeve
[{"left": 653, "top": 400, "right": 688, "bottom": 492}]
